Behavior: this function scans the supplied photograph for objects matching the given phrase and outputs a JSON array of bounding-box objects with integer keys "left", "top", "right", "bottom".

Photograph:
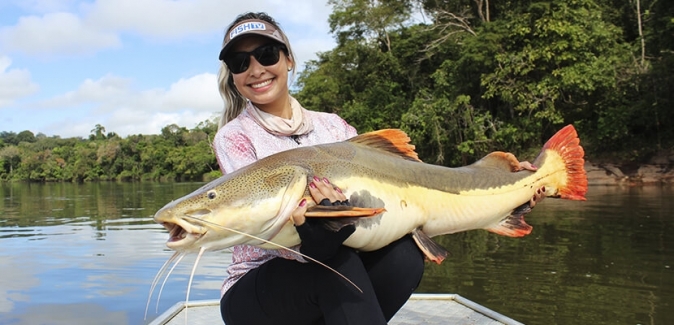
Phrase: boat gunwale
[{"left": 147, "top": 293, "right": 524, "bottom": 325}]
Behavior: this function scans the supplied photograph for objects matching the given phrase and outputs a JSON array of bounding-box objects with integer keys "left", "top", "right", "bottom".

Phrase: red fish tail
[{"left": 541, "top": 125, "right": 588, "bottom": 201}]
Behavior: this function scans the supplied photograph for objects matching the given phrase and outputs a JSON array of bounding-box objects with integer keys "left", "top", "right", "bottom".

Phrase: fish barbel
[{"left": 153, "top": 125, "right": 587, "bottom": 263}]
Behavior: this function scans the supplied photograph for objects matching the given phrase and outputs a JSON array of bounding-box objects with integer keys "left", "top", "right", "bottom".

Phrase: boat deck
[{"left": 148, "top": 293, "right": 524, "bottom": 325}]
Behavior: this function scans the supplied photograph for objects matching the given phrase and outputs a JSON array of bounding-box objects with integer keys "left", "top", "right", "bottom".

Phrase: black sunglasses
[{"left": 224, "top": 43, "right": 288, "bottom": 74}]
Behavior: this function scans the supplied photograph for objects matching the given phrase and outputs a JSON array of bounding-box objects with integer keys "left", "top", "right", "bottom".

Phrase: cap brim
[{"left": 218, "top": 42, "right": 235, "bottom": 61}]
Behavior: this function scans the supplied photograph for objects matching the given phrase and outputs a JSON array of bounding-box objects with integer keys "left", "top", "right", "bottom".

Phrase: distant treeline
[
  {"left": 0, "top": 123, "right": 221, "bottom": 182},
  {"left": 2, "top": 0, "right": 673, "bottom": 182}
]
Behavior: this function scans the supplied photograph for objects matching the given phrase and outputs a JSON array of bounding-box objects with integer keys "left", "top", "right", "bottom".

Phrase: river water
[{"left": 0, "top": 182, "right": 672, "bottom": 325}]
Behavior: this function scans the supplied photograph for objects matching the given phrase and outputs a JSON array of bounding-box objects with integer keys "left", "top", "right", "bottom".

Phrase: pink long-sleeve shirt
[{"left": 213, "top": 103, "right": 357, "bottom": 296}]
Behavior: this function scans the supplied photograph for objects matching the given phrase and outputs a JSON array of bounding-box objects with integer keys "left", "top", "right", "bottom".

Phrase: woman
[
  {"left": 214, "top": 12, "right": 541, "bottom": 325},
  {"left": 214, "top": 12, "right": 424, "bottom": 325}
]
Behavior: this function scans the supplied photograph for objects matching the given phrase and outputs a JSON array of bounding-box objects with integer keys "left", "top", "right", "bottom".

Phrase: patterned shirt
[{"left": 213, "top": 102, "right": 357, "bottom": 296}]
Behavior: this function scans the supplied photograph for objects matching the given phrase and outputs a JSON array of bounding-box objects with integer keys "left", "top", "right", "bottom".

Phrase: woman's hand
[
  {"left": 530, "top": 186, "right": 546, "bottom": 208},
  {"left": 291, "top": 177, "right": 355, "bottom": 261},
  {"left": 292, "top": 176, "right": 348, "bottom": 226},
  {"left": 518, "top": 161, "right": 537, "bottom": 172}
]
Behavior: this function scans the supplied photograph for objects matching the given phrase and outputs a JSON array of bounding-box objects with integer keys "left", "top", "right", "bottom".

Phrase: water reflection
[
  {"left": 0, "top": 182, "right": 229, "bottom": 325},
  {"left": 419, "top": 186, "right": 674, "bottom": 325},
  {"left": 0, "top": 183, "right": 673, "bottom": 324}
]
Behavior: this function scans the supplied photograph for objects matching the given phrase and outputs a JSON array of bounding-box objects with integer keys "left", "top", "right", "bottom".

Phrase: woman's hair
[{"left": 217, "top": 12, "right": 296, "bottom": 128}]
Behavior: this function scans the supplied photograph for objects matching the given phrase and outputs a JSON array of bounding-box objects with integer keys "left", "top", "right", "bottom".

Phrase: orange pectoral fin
[
  {"left": 411, "top": 229, "right": 449, "bottom": 264},
  {"left": 485, "top": 204, "right": 534, "bottom": 237},
  {"left": 305, "top": 205, "right": 386, "bottom": 218}
]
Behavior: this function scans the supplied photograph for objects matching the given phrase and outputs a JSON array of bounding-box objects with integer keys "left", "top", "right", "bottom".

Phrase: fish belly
[{"left": 340, "top": 175, "right": 538, "bottom": 251}]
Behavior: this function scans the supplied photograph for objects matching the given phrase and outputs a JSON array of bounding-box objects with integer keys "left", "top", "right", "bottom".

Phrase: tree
[
  {"left": 16, "top": 130, "right": 36, "bottom": 143},
  {"left": 89, "top": 124, "right": 107, "bottom": 141},
  {"left": 0, "top": 146, "right": 21, "bottom": 176},
  {"left": 297, "top": 3, "right": 439, "bottom": 132},
  {"left": 161, "top": 124, "right": 188, "bottom": 146},
  {"left": 328, "top": 0, "right": 414, "bottom": 51},
  {"left": 0, "top": 131, "right": 18, "bottom": 146}
]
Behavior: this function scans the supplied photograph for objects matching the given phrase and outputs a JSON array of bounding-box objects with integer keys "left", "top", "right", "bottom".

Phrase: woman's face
[{"left": 229, "top": 35, "right": 292, "bottom": 115}]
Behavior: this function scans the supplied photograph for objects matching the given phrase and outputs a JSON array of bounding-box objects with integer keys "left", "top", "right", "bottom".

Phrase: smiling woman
[{"left": 210, "top": 11, "right": 427, "bottom": 325}]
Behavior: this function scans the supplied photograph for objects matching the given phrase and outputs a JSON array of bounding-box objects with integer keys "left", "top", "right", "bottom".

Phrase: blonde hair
[{"left": 217, "top": 12, "right": 297, "bottom": 128}]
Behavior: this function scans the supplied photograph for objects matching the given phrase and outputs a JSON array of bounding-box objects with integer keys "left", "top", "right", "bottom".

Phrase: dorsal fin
[{"left": 348, "top": 129, "right": 421, "bottom": 162}]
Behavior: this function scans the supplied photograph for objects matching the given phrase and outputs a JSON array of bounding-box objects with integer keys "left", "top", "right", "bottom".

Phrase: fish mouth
[{"left": 161, "top": 218, "right": 206, "bottom": 250}]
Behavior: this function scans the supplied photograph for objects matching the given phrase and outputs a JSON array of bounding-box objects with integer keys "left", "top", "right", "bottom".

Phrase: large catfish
[{"left": 154, "top": 125, "right": 587, "bottom": 263}]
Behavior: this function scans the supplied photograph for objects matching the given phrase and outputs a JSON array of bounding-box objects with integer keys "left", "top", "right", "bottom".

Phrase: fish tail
[{"left": 538, "top": 125, "right": 588, "bottom": 201}]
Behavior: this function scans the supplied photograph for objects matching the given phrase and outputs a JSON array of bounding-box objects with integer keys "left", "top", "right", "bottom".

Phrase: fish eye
[{"left": 207, "top": 190, "right": 217, "bottom": 199}]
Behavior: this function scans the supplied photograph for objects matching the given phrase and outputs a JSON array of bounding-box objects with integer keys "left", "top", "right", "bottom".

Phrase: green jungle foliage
[
  {"left": 297, "top": 0, "right": 673, "bottom": 166},
  {"left": 0, "top": 122, "right": 222, "bottom": 182},
  {"left": 2, "top": 0, "right": 672, "bottom": 181}
]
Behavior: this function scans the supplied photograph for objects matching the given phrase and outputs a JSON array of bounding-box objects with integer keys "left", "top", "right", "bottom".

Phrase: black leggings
[{"left": 220, "top": 235, "right": 425, "bottom": 325}]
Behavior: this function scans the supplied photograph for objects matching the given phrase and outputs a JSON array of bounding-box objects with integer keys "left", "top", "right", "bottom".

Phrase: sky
[{"left": 0, "top": 0, "right": 339, "bottom": 138}]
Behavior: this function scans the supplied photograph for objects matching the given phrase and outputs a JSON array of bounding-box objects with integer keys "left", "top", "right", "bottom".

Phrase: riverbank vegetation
[
  {"left": 2, "top": 0, "right": 672, "bottom": 182},
  {"left": 0, "top": 123, "right": 221, "bottom": 182}
]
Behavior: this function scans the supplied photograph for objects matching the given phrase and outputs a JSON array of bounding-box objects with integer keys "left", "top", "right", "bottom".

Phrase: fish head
[{"left": 153, "top": 165, "right": 309, "bottom": 252}]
